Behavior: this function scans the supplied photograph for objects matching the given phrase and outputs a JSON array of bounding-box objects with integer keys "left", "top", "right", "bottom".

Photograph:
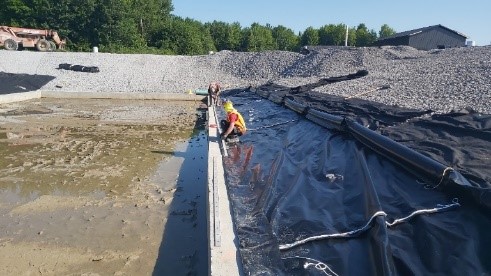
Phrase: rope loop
[
  {"left": 282, "top": 256, "right": 339, "bottom": 276},
  {"left": 424, "top": 167, "right": 453, "bottom": 189}
]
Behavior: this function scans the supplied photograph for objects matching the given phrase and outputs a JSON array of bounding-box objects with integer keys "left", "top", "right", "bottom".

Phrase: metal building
[{"left": 375, "top": 24, "right": 467, "bottom": 50}]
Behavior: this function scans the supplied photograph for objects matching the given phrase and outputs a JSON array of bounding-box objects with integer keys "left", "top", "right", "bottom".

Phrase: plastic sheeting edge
[{"left": 257, "top": 91, "right": 460, "bottom": 188}]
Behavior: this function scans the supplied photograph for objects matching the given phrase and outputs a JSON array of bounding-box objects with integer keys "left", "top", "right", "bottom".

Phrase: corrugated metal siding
[
  {"left": 375, "top": 36, "right": 409, "bottom": 47},
  {"left": 375, "top": 25, "right": 466, "bottom": 50},
  {"left": 409, "top": 28, "right": 466, "bottom": 50}
]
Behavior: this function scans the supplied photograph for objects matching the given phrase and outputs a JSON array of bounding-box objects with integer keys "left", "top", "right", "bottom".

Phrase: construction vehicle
[{"left": 0, "top": 26, "right": 66, "bottom": 51}]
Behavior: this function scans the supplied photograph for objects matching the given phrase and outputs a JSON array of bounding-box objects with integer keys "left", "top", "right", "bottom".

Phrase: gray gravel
[{"left": 1, "top": 45, "right": 490, "bottom": 114}]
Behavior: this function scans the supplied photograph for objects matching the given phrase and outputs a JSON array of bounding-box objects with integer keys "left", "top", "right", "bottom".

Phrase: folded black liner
[{"left": 220, "top": 73, "right": 490, "bottom": 275}]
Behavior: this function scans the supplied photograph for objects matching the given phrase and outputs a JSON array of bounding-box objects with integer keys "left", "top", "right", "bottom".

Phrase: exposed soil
[{"left": 0, "top": 98, "right": 207, "bottom": 275}]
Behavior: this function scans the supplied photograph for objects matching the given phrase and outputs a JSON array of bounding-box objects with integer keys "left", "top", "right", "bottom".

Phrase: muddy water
[
  {"left": 0, "top": 98, "right": 208, "bottom": 275},
  {"left": 152, "top": 132, "right": 209, "bottom": 275}
]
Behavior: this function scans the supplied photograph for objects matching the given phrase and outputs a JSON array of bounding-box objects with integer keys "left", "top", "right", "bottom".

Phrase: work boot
[{"left": 226, "top": 135, "right": 239, "bottom": 143}]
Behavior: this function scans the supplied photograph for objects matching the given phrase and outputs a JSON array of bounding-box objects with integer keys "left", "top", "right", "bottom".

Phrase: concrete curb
[
  {"left": 41, "top": 91, "right": 206, "bottom": 101},
  {"left": 0, "top": 90, "right": 205, "bottom": 104},
  {"left": 0, "top": 91, "right": 41, "bottom": 104},
  {"left": 207, "top": 104, "right": 243, "bottom": 275}
]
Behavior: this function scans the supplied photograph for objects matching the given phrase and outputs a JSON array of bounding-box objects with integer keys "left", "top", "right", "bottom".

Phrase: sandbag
[{"left": 57, "top": 63, "right": 100, "bottom": 73}]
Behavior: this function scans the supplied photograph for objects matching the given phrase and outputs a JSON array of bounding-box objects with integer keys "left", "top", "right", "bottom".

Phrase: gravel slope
[{"left": 1, "top": 46, "right": 490, "bottom": 114}]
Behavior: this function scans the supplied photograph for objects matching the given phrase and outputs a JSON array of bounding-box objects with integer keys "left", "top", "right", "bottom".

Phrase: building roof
[{"left": 378, "top": 24, "right": 468, "bottom": 41}]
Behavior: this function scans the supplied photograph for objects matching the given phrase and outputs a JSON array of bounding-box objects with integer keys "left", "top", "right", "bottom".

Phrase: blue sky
[{"left": 172, "top": 0, "right": 490, "bottom": 46}]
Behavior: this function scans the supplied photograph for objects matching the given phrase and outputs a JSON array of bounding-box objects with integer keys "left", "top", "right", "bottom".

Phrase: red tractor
[{"left": 0, "top": 26, "right": 66, "bottom": 51}]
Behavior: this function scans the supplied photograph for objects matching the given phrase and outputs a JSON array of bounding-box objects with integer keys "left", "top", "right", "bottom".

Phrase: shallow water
[
  {"left": 152, "top": 131, "right": 209, "bottom": 275},
  {"left": 0, "top": 98, "right": 201, "bottom": 202}
]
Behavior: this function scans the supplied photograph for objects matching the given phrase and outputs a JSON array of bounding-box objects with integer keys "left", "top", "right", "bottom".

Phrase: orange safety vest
[{"left": 227, "top": 109, "right": 247, "bottom": 134}]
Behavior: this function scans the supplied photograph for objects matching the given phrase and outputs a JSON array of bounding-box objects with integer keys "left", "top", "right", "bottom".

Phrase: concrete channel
[{"left": 206, "top": 101, "right": 243, "bottom": 275}]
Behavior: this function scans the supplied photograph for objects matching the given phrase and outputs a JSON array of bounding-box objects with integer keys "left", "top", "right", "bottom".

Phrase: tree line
[{"left": 0, "top": 0, "right": 396, "bottom": 54}]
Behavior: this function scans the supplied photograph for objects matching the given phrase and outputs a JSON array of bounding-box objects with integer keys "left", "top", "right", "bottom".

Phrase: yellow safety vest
[{"left": 228, "top": 109, "right": 247, "bottom": 134}]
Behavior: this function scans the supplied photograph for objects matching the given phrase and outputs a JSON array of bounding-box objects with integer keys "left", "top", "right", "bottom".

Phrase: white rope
[
  {"left": 425, "top": 167, "right": 453, "bottom": 189},
  {"left": 282, "top": 256, "right": 339, "bottom": 276},
  {"left": 386, "top": 198, "right": 460, "bottom": 227},
  {"left": 279, "top": 199, "right": 460, "bottom": 251},
  {"left": 279, "top": 211, "right": 387, "bottom": 250}
]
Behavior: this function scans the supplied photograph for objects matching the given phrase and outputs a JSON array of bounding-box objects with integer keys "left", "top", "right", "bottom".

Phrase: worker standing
[
  {"left": 208, "top": 81, "right": 222, "bottom": 106},
  {"left": 220, "top": 100, "right": 246, "bottom": 142}
]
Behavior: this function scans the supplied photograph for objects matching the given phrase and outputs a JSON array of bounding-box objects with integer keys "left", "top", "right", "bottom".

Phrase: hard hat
[{"left": 223, "top": 100, "right": 234, "bottom": 112}]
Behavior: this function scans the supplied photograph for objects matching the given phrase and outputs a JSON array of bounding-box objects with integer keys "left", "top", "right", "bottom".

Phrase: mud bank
[{"left": 0, "top": 98, "right": 207, "bottom": 275}]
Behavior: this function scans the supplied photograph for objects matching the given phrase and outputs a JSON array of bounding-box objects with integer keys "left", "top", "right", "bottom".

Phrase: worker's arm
[
  {"left": 223, "top": 120, "right": 235, "bottom": 137},
  {"left": 222, "top": 115, "right": 237, "bottom": 138}
]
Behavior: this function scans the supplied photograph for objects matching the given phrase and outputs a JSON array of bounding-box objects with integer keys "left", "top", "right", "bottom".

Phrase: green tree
[
  {"left": 91, "top": 0, "right": 145, "bottom": 51},
  {"left": 355, "top": 23, "right": 377, "bottom": 46},
  {"left": 379, "top": 24, "right": 396, "bottom": 38},
  {"left": 300, "top": 27, "right": 319, "bottom": 46},
  {"left": 241, "top": 23, "right": 275, "bottom": 52},
  {"left": 152, "top": 18, "right": 176, "bottom": 53},
  {"left": 0, "top": 0, "right": 174, "bottom": 52},
  {"left": 205, "top": 21, "right": 240, "bottom": 51},
  {"left": 94, "top": 0, "right": 173, "bottom": 51},
  {"left": 272, "top": 25, "right": 299, "bottom": 51},
  {"left": 0, "top": 0, "right": 33, "bottom": 26},
  {"left": 0, "top": 1, "right": 393, "bottom": 54},
  {"left": 318, "top": 24, "right": 346, "bottom": 46},
  {"left": 226, "top": 22, "right": 242, "bottom": 51},
  {"left": 126, "top": 0, "right": 173, "bottom": 46},
  {"left": 202, "top": 21, "right": 243, "bottom": 52},
  {"left": 200, "top": 26, "right": 216, "bottom": 54},
  {"left": 64, "top": 0, "right": 100, "bottom": 50},
  {"left": 156, "top": 17, "right": 213, "bottom": 55},
  {"left": 206, "top": 21, "right": 229, "bottom": 51}
]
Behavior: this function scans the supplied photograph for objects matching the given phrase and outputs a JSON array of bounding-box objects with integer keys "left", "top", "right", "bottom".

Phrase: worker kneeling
[{"left": 220, "top": 101, "right": 247, "bottom": 142}]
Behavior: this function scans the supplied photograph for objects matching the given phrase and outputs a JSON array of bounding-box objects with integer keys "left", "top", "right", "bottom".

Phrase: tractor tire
[
  {"left": 36, "top": 39, "right": 50, "bottom": 52},
  {"left": 4, "top": 39, "right": 18, "bottom": 51},
  {"left": 48, "top": 41, "right": 57, "bottom": 51}
]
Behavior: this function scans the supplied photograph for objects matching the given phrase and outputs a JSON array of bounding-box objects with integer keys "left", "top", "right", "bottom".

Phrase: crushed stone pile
[{"left": 1, "top": 45, "right": 490, "bottom": 114}]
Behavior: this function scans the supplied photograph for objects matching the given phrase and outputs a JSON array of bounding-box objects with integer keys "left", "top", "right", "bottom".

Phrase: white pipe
[{"left": 345, "top": 25, "right": 349, "bottom": 47}]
